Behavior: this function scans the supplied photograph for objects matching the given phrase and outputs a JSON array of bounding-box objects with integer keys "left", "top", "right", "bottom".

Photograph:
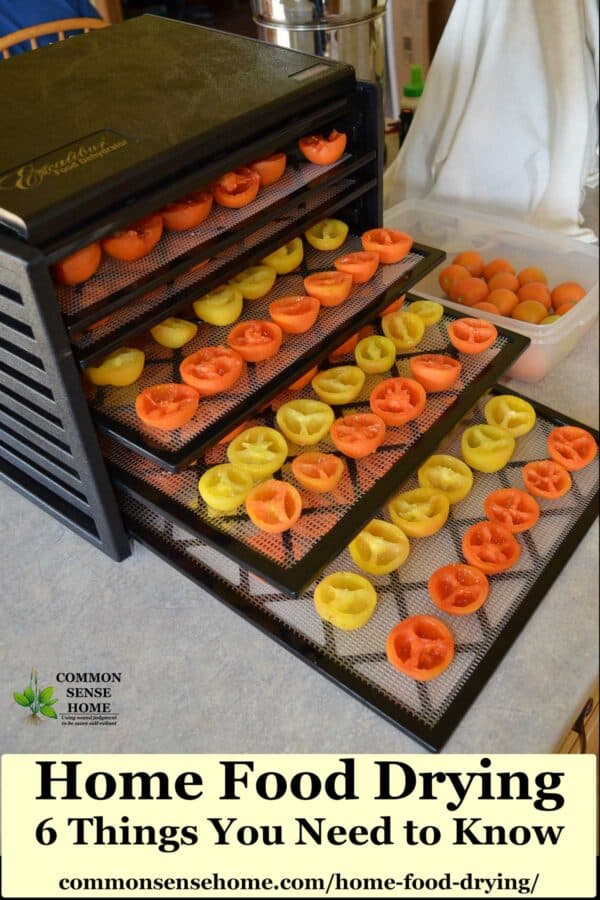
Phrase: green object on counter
[{"left": 403, "top": 64, "right": 425, "bottom": 98}]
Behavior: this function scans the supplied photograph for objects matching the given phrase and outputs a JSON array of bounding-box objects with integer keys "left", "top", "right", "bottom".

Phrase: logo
[
  {"left": 13, "top": 668, "right": 58, "bottom": 722},
  {"left": 0, "top": 130, "right": 129, "bottom": 192}
]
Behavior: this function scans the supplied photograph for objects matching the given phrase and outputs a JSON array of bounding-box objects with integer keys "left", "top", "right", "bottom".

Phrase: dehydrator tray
[
  {"left": 92, "top": 242, "right": 448, "bottom": 471},
  {"left": 106, "top": 299, "right": 528, "bottom": 595},
  {"left": 59, "top": 153, "right": 365, "bottom": 334},
  {"left": 72, "top": 177, "right": 372, "bottom": 366},
  {"left": 120, "top": 389, "right": 599, "bottom": 751}
]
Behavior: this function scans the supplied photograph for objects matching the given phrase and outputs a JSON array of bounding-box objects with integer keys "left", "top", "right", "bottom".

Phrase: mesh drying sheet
[
  {"left": 120, "top": 394, "right": 599, "bottom": 750},
  {"left": 105, "top": 300, "right": 527, "bottom": 594},
  {"left": 92, "top": 238, "right": 441, "bottom": 469}
]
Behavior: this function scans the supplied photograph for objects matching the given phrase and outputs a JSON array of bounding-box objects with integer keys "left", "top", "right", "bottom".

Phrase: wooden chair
[{"left": 0, "top": 18, "right": 109, "bottom": 60}]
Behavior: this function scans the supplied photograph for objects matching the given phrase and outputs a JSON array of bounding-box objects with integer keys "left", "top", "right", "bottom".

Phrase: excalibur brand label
[{"left": 0, "top": 130, "right": 129, "bottom": 191}]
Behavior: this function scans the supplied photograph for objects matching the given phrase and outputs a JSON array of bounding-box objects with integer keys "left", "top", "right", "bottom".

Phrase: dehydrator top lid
[{"left": 0, "top": 15, "right": 354, "bottom": 246}]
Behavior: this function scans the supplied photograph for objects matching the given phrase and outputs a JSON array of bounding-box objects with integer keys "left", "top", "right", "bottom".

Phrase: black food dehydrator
[{"left": 4, "top": 16, "right": 592, "bottom": 750}]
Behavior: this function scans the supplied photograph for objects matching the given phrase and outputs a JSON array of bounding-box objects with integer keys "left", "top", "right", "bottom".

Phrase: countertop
[{"left": 0, "top": 279, "right": 598, "bottom": 759}]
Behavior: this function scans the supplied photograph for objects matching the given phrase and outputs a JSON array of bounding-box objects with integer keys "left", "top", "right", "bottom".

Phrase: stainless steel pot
[{"left": 250, "top": 1, "right": 387, "bottom": 89}]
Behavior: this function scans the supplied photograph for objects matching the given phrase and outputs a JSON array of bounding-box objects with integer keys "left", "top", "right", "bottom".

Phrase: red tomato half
[
  {"left": 213, "top": 167, "right": 260, "bottom": 208},
  {"left": 161, "top": 191, "right": 213, "bottom": 231},
  {"left": 361, "top": 228, "right": 413, "bottom": 264},
  {"left": 428, "top": 564, "right": 489, "bottom": 616},
  {"left": 369, "top": 377, "right": 426, "bottom": 426},
  {"left": 298, "top": 130, "right": 347, "bottom": 165},
  {"left": 251, "top": 152, "right": 287, "bottom": 187},
  {"left": 101, "top": 214, "right": 163, "bottom": 261},
  {"left": 179, "top": 346, "right": 243, "bottom": 397}
]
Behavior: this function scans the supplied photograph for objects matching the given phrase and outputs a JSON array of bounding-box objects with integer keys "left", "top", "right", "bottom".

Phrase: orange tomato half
[
  {"left": 101, "top": 214, "right": 163, "bottom": 262},
  {"left": 52, "top": 242, "right": 102, "bottom": 285},
  {"left": 179, "top": 346, "right": 244, "bottom": 396},
  {"left": 227, "top": 320, "right": 283, "bottom": 363},
  {"left": 135, "top": 383, "right": 199, "bottom": 431},
  {"left": 213, "top": 168, "right": 260, "bottom": 208},
  {"left": 334, "top": 251, "right": 379, "bottom": 284},
  {"left": 409, "top": 354, "right": 462, "bottom": 392},
  {"left": 303, "top": 272, "right": 353, "bottom": 307},
  {"left": 268, "top": 295, "right": 320, "bottom": 334},
  {"left": 361, "top": 228, "right": 413, "bottom": 264},
  {"left": 298, "top": 130, "right": 347, "bottom": 165},
  {"left": 161, "top": 191, "right": 213, "bottom": 231},
  {"left": 386, "top": 615, "right": 454, "bottom": 680},
  {"left": 250, "top": 152, "right": 287, "bottom": 187}
]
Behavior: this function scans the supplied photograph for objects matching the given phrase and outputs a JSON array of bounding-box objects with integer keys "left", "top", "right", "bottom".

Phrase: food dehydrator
[{"left": 1, "top": 16, "right": 597, "bottom": 750}]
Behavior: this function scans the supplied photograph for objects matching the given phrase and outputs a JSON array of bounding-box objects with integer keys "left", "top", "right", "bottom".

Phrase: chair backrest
[{"left": 0, "top": 18, "right": 109, "bottom": 59}]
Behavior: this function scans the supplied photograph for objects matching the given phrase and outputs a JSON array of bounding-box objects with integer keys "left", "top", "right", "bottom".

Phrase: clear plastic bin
[{"left": 384, "top": 199, "right": 599, "bottom": 382}]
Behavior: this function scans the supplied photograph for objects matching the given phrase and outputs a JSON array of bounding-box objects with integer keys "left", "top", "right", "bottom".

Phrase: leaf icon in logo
[
  {"left": 24, "top": 686, "right": 34, "bottom": 702},
  {"left": 14, "top": 692, "right": 31, "bottom": 707},
  {"left": 39, "top": 686, "right": 54, "bottom": 704},
  {"left": 40, "top": 706, "right": 57, "bottom": 719}
]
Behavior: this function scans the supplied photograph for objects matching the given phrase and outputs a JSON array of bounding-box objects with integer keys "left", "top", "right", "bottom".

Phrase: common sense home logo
[{"left": 13, "top": 668, "right": 57, "bottom": 722}]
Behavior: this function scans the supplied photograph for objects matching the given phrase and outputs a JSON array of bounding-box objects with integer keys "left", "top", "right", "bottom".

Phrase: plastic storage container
[{"left": 384, "top": 199, "right": 599, "bottom": 382}]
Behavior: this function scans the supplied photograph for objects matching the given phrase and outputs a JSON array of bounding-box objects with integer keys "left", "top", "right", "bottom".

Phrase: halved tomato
[
  {"left": 386, "top": 615, "right": 454, "bottom": 680},
  {"left": 135, "top": 383, "right": 199, "bottom": 431},
  {"left": 161, "top": 190, "right": 213, "bottom": 231},
  {"left": 218, "top": 420, "right": 253, "bottom": 445},
  {"left": 462, "top": 520, "right": 521, "bottom": 574},
  {"left": 361, "top": 228, "right": 413, "bottom": 264},
  {"left": 213, "top": 167, "right": 260, "bottom": 208},
  {"left": 304, "top": 271, "right": 353, "bottom": 307},
  {"left": 298, "top": 130, "right": 347, "bottom": 165},
  {"left": 448, "top": 318, "right": 497, "bottom": 354},
  {"left": 330, "top": 412, "right": 386, "bottom": 458},
  {"left": 52, "top": 242, "right": 102, "bottom": 285},
  {"left": 250, "top": 152, "right": 287, "bottom": 187},
  {"left": 409, "top": 354, "right": 462, "bottom": 392},
  {"left": 547, "top": 426, "right": 598, "bottom": 471},
  {"left": 227, "top": 320, "right": 282, "bottom": 363},
  {"left": 369, "top": 377, "right": 426, "bottom": 426},
  {"left": 269, "top": 295, "right": 320, "bottom": 334},
  {"left": 334, "top": 251, "right": 379, "bottom": 284},
  {"left": 522, "top": 459, "right": 572, "bottom": 499},
  {"left": 246, "top": 479, "right": 302, "bottom": 533},
  {"left": 428, "top": 564, "right": 489, "bottom": 616},
  {"left": 483, "top": 488, "right": 540, "bottom": 533},
  {"left": 179, "top": 346, "right": 243, "bottom": 396},
  {"left": 291, "top": 451, "right": 345, "bottom": 493},
  {"left": 101, "top": 214, "right": 163, "bottom": 261}
]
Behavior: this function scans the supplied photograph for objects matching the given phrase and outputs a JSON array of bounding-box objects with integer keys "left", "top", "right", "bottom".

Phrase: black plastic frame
[
  {"left": 111, "top": 302, "right": 529, "bottom": 595},
  {"left": 0, "top": 234, "right": 130, "bottom": 559},
  {"left": 122, "top": 388, "right": 599, "bottom": 751},
  {"left": 95, "top": 243, "right": 445, "bottom": 472}
]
